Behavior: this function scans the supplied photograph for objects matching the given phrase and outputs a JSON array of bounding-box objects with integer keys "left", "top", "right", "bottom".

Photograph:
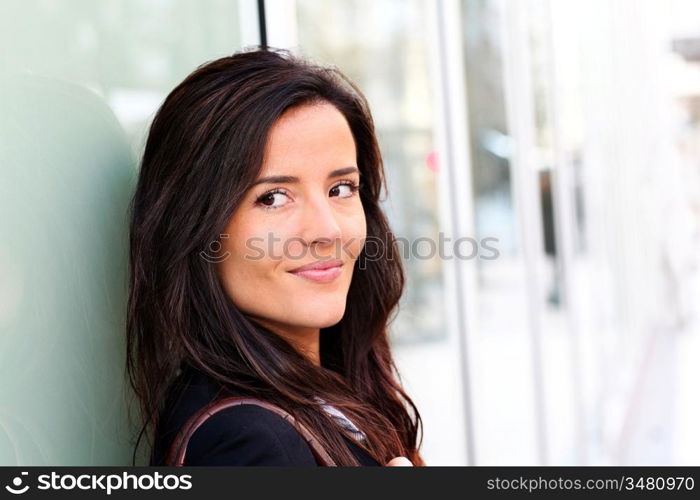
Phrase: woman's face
[{"left": 217, "top": 101, "right": 366, "bottom": 342}]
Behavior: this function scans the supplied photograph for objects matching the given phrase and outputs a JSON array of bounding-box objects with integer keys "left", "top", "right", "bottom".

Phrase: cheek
[
  {"left": 222, "top": 209, "right": 282, "bottom": 264},
  {"left": 342, "top": 211, "right": 367, "bottom": 260},
  {"left": 217, "top": 245, "right": 271, "bottom": 305},
  {"left": 216, "top": 218, "right": 281, "bottom": 305}
]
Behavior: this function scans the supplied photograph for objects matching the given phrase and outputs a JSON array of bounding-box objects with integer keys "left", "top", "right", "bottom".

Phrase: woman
[{"left": 126, "top": 46, "right": 424, "bottom": 466}]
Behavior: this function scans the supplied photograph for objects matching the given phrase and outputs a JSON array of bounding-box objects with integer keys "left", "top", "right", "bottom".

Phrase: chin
[{"left": 296, "top": 303, "right": 347, "bottom": 328}]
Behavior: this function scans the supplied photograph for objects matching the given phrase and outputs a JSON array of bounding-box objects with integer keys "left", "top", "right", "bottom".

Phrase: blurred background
[{"left": 1, "top": 0, "right": 699, "bottom": 465}]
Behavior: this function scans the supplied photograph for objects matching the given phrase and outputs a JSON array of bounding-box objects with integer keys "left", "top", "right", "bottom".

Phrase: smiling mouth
[{"left": 287, "top": 263, "right": 343, "bottom": 284}]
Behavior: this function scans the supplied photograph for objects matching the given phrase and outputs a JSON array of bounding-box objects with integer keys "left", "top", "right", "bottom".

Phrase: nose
[{"left": 300, "top": 193, "right": 342, "bottom": 249}]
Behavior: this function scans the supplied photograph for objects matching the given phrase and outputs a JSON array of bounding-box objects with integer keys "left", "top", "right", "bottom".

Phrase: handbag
[{"left": 165, "top": 395, "right": 337, "bottom": 466}]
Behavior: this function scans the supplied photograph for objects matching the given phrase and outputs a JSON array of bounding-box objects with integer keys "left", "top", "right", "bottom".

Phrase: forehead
[{"left": 260, "top": 101, "right": 357, "bottom": 176}]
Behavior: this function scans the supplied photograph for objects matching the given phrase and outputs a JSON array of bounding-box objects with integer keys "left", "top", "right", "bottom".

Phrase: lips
[
  {"left": 288, "top": 258, "right": 343, "bottom": 273},
  {"left": 287, "top": 259, "right": 343, "bottom": 284}
]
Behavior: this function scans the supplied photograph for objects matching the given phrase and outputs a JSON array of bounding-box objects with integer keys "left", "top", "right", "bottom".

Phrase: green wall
[{"left": 0, "top": 0, "right": 245, "bottom": 465}]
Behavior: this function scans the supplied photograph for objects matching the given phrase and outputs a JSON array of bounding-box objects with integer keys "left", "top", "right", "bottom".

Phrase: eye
[
  {"left": 330, "top": 180, "right": 361, "bottom": 198},
  {"left": 255, "top": 188, "right": 291, "bottom": 210}
]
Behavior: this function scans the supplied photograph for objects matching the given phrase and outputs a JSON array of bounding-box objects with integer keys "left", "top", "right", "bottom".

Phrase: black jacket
[{"left": 150, "top": 365, "right": 380, "bottom": 466}]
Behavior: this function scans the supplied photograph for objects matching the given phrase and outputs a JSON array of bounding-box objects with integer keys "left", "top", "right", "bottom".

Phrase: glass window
[{"left": 295, "top": 0, "right": 445, "bottom": 344}]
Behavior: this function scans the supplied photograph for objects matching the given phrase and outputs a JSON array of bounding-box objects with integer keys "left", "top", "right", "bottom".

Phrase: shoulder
[
  {"left": 183, "top": 403, "right": 318, "bottom": 466},
  {"left": 152, "top": 366, "right": 317, "bottom": 466}
]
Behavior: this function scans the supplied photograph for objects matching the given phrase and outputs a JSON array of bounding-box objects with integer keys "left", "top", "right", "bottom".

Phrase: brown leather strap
[{"left": 165, "top": 396, "right": 336, "bottom": 466}]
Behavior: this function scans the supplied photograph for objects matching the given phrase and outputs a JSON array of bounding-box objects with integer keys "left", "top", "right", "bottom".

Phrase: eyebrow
[{"left": 251, "top": 166, "right": 360, "bottom": 186}]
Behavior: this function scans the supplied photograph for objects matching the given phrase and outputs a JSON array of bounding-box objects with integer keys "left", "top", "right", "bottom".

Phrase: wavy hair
[{"left": 126, "top": 46, "right": 424, "bottom": 466}]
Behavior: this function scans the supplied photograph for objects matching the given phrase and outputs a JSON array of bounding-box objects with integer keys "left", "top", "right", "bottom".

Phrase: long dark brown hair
[{"left": 126, "top": 46, "right": 424, "bottom": 466}]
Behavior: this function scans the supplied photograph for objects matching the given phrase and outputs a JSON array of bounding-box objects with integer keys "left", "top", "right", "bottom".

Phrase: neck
[
  {"left": 248, "top": 317, "right": 321, "bottom": 367},
  {"left": 289, "top": 329, "right": 321, "bottom": 367}
]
